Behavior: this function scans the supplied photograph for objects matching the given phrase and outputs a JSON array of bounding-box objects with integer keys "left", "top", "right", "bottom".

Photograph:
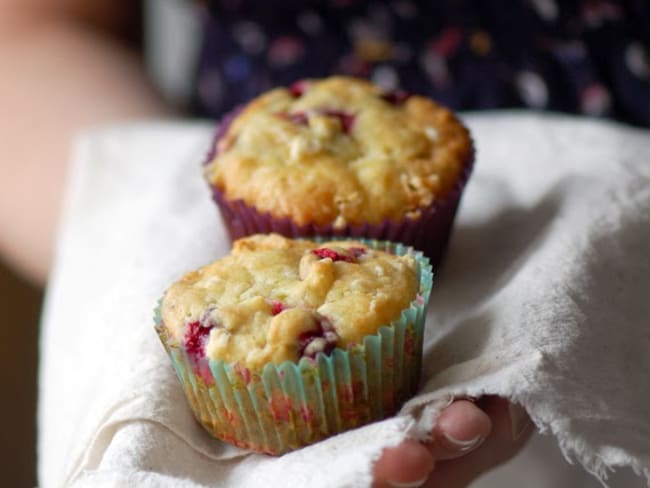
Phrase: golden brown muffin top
[
  {"left": 204, "top": 76, "right": 472, "bottom": 227},
  {"left": 161, "top": 234, "right": 418, "bottom": 370}
]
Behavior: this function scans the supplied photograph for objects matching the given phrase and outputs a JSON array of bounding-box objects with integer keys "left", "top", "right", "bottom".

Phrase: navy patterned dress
[{"left": 192, "top": 0, "right": 650, "bottom": 126}]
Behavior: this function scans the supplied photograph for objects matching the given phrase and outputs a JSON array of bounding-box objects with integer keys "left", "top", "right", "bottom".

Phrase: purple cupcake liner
[
  {"left": 209, "top": 147, "right": 473, "bottom": 270},
  {"left": 204, "top": 104, "right": 247, "bottom": 164}
]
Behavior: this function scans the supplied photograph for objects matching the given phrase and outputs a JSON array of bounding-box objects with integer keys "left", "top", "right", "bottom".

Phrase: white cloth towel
[{"left": 39, "top": 113, "right": 650, "bottom": 487}]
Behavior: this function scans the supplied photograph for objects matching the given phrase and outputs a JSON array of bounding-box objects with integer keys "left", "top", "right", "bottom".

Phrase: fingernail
[
  {"left": 388, "top": 476, "right": 429, "bottom": 488},
  {"left": 509, "top": 402, "right": 531, "bottom": 441},
  {"left": 442, "top": 431, "right": 484, "bottom": 452}
]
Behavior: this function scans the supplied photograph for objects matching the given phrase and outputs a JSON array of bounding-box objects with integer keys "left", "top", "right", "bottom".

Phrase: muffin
[
  {"left": 203, "top": 76, "right": 474, "bottom": 269},
  {"left": 155, "top": 234, "right": 433, "bottom": 454}
]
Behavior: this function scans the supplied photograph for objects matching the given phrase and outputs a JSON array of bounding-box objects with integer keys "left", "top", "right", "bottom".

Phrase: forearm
[{"left": 0, "top": 7, "right": 170, "bottom": 285}]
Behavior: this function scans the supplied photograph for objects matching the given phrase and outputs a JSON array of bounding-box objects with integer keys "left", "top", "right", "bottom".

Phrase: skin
[
  {"left": 0, "top": 1, "right": 532, "bottom": 485},
  {"left": 374, "top": 397, "right": 533, "bottom": 487}
]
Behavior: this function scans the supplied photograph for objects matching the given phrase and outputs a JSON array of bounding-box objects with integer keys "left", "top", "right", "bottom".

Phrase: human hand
[{"left": 372, "top": 396, "right": 533, "bottom": 488}]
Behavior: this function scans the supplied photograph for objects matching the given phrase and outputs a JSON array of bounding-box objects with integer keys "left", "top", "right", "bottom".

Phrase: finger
[
  {"left": 373, "top": 439, "right": 434, "bottom": 488},
  {"left": 426, "top": 399, "right": 492, "bottom": 461},
  {"left": 422, "top": 397, "right": 534, "bottom": 488}
]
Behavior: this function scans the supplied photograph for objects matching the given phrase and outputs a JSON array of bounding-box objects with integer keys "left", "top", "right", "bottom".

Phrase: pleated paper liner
[{"left": 155, "top": 238, "right": 433, "bottom": 455}]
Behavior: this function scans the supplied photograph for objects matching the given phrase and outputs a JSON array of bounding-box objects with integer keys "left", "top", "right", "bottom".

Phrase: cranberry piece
[
  {"left": 347, "top": 247, "right": 367, "bottom": 258},
  {"left": 270, "top": 300, "right": 286, "bottom": 315},
  {"left": 184, "top": 320, "right": 213, "bottom": 362},
  {"left": 275, "top": 109, "right": 356, "bottom": 133},
  {"left": 311, "top": 247, "right": 356, "bottom": 263},
  {"left": 321, "top": 110, "right": 356, "bottom": 133},
  {"left": 380, "top": 90, "right": 411, "bottom": 105},
  {"left": 289, "top": 80, "right": 309, "bottom": 97},
  {"left": 289, "top": 112, "right": 309, "bottom": 125},
  {"left": 298, "top": 315, "right": 339, "bottom": 359},
  {"left": 276, "top": 111, "right": 309, "bottom": 126}
]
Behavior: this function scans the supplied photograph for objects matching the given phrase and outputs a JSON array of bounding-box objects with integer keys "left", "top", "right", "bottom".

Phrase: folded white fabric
[{"left": 39, "top": 113, "right": 650, "bottom": 488}]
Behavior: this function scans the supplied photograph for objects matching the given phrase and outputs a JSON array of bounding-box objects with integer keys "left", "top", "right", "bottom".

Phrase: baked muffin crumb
[{"left": 161, "top": 234, "right": 419, "bottom": 370}]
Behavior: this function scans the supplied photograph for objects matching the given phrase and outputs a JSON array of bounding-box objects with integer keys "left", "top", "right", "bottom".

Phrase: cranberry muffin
[
  {"left": 156, "top": 234, "right": 433, "bottom": 454},
  {"left": 204, "top": 76, "right": 473, "bottom": 268}
]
